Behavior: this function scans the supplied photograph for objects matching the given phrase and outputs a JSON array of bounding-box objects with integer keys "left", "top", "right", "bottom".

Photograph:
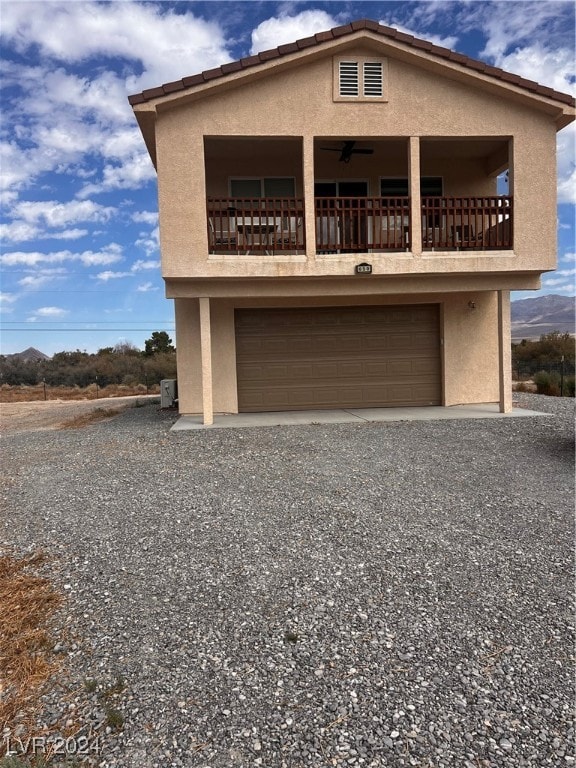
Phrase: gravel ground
[
  {"left": 1, "top": 393, "right": 574, "bottom": 768},
  {"left": 0, "top": 394, "right": 159, "bottom": 436}
]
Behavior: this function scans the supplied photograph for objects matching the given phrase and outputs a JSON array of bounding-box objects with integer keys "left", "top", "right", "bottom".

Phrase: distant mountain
[
  {"left": 4, "top": 347, "right": 50, "bottom": 362},
  {"left": 511, "top": 294, "right": 575, "bottom": 341}
]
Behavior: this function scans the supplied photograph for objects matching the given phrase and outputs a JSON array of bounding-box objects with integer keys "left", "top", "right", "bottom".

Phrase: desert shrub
[
  {"left": 122, "top": 374, "right": 139, "bottom": 386},
  {"left": 565, "top": 376, "right": 575, "bottom": 397},
  {"left": 533, "top": 370, "right": 561, "bottom": 396}
]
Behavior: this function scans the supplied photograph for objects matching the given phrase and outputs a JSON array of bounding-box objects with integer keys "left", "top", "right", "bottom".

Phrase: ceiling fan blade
[{"left": 320, "top": 141, "right": 374, "bottom": 161}]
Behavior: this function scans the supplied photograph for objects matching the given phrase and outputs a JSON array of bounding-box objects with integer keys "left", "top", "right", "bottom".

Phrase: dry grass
[
  {"left": 0, "top": 384, "right": 160, "bottom": 404},
  {"left": 512, "top": 380, "right": 537, "bottom": 392},
  {"left": 59, "top": 407, "right": 127, "bottom": 430},
  {"left": 0, "top": 551, "right": 63, "bottom": 755}
]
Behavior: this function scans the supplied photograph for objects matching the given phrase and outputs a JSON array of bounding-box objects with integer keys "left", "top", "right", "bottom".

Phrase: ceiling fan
[{"left": 320, "top": 140, "right": 374, "bottom": 163}]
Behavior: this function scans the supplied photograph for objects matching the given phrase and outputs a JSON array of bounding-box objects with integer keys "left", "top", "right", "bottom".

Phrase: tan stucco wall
[
  {"left": 152, "top": 42, "right": 561, "bottom": 283},
  {"left": 174, "top": 297, "right": 202, "bottom": 410},
  {"left": 175, "top": 298, "right": 239, "bottom": 414},
  {"left": 442, "top": 291, "right": 500, "bottom": 405},
  {"left": 175, "top": 291, "right": 503, "bottom": 414}
]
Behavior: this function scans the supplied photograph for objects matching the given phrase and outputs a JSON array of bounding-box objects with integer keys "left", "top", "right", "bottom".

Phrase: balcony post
[
  {"left": 408, "top": 137, "right": 422, "bottom": 255},
  {"left": 199, "top": 297, "right": 214, "bottom": 425},
  {"left": 497, "top": 290, "right": 512, "bottom": 413},
  {"left": 303, "top": 135, "right": 315, "bottom": 260}
]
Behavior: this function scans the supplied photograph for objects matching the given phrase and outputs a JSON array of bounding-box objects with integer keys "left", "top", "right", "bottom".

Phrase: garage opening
[{"left": 235, "top": 304, "right": 441, "bottom": 412}]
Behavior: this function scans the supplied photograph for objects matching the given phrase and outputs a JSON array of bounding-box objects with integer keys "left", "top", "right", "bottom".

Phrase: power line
[
  {"left": 1, "top": 328, "right": 175, "bottom": 332},
  {"left": 1, "top": 321, "right": 174, "bottom": 325}
]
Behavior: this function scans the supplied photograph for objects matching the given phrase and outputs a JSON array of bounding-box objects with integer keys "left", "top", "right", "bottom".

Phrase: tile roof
[{"left": 128, "top": 18, "right": 575, "bottom": 108}]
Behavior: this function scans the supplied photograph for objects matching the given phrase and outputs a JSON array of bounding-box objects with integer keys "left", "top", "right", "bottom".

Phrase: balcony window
[
  {"left": 380, "top": 177, "right": 443, "bottom": 196},
  {"left": 230, "top": 177, "right": 295, "bottom": 198}
]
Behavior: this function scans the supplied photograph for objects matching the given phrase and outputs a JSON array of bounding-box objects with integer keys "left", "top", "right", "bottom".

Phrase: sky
[{"left": 1, "top": 0, "right": 575, "bottom": 356}]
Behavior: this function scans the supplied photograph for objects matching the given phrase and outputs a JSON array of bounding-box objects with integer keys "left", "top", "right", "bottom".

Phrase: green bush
[
  {"left": 565, "top": 376, "right": 575, "bottom": 397},
  {"left": 533, "top": 370, "right": 561, "bottom": 396}
]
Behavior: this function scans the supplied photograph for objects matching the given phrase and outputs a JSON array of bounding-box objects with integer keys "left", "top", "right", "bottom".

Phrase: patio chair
[
  {"left": 451, "top": 224, "right": 483, "bottom": 248},
  {"left": 274, "top": 216, "right": 302, "bottom": 250},
  {"left": 209, "top": 217, "right": 237, "bottom": 252}
]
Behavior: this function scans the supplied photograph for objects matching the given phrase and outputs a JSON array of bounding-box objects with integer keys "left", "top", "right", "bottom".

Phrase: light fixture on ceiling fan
[{"left": 320, "top": 140, "right": 374, "bottom": 163}]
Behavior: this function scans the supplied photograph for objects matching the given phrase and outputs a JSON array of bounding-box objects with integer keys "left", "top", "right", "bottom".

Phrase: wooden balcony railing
[
  {"left": 207, "top": 197, "right": 305, "bottom": 253},
  {"left": 421, "top": 196, "right": 513, "bottom": 250},
  {"left": 207, "top": 195, "right": 513, "bottom": 254},
  {"left": 315, "top": 197, "right": 410, "bottom": 252}
]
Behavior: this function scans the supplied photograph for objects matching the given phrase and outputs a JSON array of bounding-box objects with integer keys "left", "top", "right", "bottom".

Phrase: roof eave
[
  {"left": 128, "top": 21, "right": 575, "bottom": 112},
  {"left": 128, "top": 23, "right": 575, "bottom": 160},
  {"left": 132, "top": 105, "right": 157, "bottom": 169}
]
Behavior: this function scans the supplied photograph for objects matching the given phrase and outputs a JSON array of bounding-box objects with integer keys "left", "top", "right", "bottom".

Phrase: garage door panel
[
  {"left": 339, "top": 361, "right": 365, "bottom": 378},
  {"left": 236, "top": 305, "right": 441, "bottom": 411},
  {"left": 380, "top": 360, "right": 414, "bottom": 376},
  {"left": 413, "top": 358, "right": 441, "bottom": 375}
]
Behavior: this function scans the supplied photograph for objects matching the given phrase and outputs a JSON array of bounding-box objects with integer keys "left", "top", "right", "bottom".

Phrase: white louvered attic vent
[
  {"left": 363, "top": 61, "right": 383, "bottom": 97},
  {"left": 339, "top": 61, "right": 359, "bottom": 96}
]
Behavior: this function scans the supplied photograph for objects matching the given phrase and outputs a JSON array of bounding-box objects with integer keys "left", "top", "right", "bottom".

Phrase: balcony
[
  {"left": 207, "top": 195, "right": 513, "bottom": 254},
  {"left": 207, "top": 197, "right": 305, "bottom": 254},
  {"left": 421, "top": 196, "right": 513, "bottom": 250},
  {"left": 315, "top": 197, "right": 410, "bottom": 252}
]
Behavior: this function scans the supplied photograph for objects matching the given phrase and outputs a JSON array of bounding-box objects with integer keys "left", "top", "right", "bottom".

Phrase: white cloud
[
  {"left": 78, "top": 152, "right": 156, "bottom": 198},
  {"left": 553, "top": 268, "right": 576, "bottom": 277},
  {"left": 94, "top": 270, "right": 131, "bottom": 281},
  {"left": 136, "top": 282, "right": 158, "bottom": 292},
  {"left": 12, "top": 199, "right": 114, "bottom": 228},
  {"left": 542, "top": 277, "right": 576, "bottom": 288},
  {"left": 0, "top": 221, "right": 39, "bottom": 242},
  {"left": 0, "top": 2, "right": 231, "bottom": 92},
  {"left": 132, "top": 211, "right": 158, "bottom": 225},
  {"left": 1, "top": 244, "right": 123, "bottom": 267},
  {"left": 18, "top": 268, "right": 67, "bottom": 290},
  {"left": 0, "top": 199, "right": 116, "bottom": 242},
  {"left": 494, "top": 44, "right": 575, "bottom": 98},
  {"left": 250, "top": 10, "right": 339, "bottom": 55},
  {"left": 131, "top": 259, "right": 160, "bottom": 271},
  {"left": 0, "top": 3, "right": 232, "bottom": 201},
  {"left": 561, "top": 253, "right": 576, "bottom": 263},
  {"left": 0, "top": 139, "right": 63, "bottom": 197},
  {"left": 93, "top": 258, "right": 160, "bottom": 282},
  {"left": 0, "top": 292, "right": 18, "bottom": 306},
  {"left": 33, "top": 306, "right": 69, "bottom": 318},
  {"left": 472, "top": 2, "right": 573, "bottom": 67},
  {"left": 135, "top": 227, "right": 160, "bottom": 256},
  {"left": 0, "top": 219, "right": 89, "bottom": 242},
  {"left": 394, "top": 1, "right": 575, "bottom": 96},
  {"left": 51, "top": 229, "right": 88, "bottom": 241},
  {"left": 101, "top": 129, "right": 147, "bottom": 159}
]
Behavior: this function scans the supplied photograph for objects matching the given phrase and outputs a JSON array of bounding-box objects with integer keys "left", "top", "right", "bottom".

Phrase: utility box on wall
[{"left": 160, "top": 379, "right": 178, "bottom": 408}]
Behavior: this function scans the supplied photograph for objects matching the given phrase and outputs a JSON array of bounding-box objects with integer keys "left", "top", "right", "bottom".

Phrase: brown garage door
[{"left": 235, "top": 305, "right": 441, "bottom": 412}]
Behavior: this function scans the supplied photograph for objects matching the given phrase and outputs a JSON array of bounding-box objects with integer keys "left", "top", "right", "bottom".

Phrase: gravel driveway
[{"left": 2, "top": 393, "right": 574, "bottom": 768}]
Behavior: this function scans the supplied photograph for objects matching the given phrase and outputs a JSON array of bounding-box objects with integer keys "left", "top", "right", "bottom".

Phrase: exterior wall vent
[
  {"left": 363, "top": 61, "right": 383, "bottom": 97},
  {"left": 334, "top": 57, "right": 388, "bottom": 102},
  {"left": 339, "top": 61, "right": 359, "bottom": 96}
]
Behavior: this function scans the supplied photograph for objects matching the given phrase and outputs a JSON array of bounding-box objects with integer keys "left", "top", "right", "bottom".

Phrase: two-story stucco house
[{"left": 129, "top": 19, "right": 574, "bottom": 424}]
